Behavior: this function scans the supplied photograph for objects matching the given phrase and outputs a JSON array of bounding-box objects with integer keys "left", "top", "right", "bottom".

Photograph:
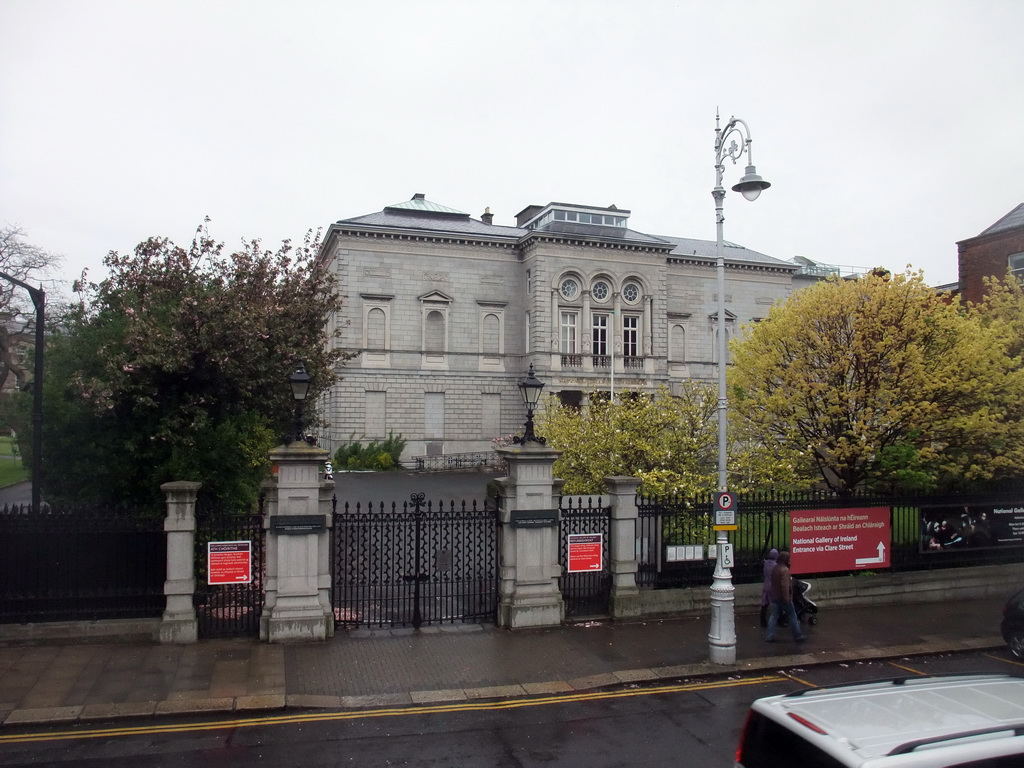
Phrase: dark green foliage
[
  {"left": 333, "top": 432, "right": 406, "bottom": 471},
  {"left": 40, "top": 226, "right": 344, "bottom": 508}
]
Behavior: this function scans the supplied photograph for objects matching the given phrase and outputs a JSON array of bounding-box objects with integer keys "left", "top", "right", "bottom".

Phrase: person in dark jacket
[{"left": 764, "top": 550, "right": 806, "bottom": 643}]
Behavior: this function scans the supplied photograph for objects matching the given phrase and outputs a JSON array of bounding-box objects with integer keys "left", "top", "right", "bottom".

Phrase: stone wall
[{"left": 638, "top": 562, "right": 1024, "bottom": 618}]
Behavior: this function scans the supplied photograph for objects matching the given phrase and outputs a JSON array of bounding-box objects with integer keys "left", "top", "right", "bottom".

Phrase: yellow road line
[
  {"left": 886, "top": 661, "right": 926, "bottom": 676},
  {"left": 984, "top": 652, "right": 1024, "bottom": 669},
  {"left": 0, "top": 674, "right": 787, "bottom": 746},
  {"left": 780, "top": 671, "right": 818, "bottom": 689}
]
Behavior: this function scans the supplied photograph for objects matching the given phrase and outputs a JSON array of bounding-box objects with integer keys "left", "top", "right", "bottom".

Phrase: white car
[{"left": 735, "top": 674, "right": 1024, "bottom": 767}]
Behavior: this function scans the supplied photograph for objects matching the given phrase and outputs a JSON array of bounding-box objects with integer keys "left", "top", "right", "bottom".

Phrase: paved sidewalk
[{"left": 0, "top": 595, "right": 1011, "bottom": 727}]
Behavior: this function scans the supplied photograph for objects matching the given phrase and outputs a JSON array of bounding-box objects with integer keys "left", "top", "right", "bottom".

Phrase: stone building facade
[
  {"left": 956, "top": 203, "right": 1024, "bottom": 305},
  {"left": 315, "top": 194, "right": 823, "bottom": 461}
]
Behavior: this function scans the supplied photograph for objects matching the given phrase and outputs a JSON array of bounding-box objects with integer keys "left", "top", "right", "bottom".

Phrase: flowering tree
[
  {"left": 538, "top": 383, "right": 812, "bottom": 496},
  {"left": 42, "top": 224, "right": 345, "bottom": 508},
  {"left": 730, "top": 270, "right": 1024, "bottom": 494}
]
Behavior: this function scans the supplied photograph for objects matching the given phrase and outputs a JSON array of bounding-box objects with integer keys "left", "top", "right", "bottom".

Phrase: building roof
[
  {"left": 976, "top": 202, "right": 1024, "bottom": 237},
  {"left": 340, "top": 209, "right": 524, "bottom": 239},
  {"left": 383, "top": 194, "right": 468, "bottom": 216},
  {"left": 333, "top": 194, "right": 793, "bottom": 266},
  {"left": 653, "top": 234, "right": 796, "bottom": 269}
]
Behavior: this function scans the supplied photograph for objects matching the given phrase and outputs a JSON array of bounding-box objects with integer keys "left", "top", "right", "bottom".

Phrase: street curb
[{"left": 0, "top": 637, "right": 1007, "bottom": 728}]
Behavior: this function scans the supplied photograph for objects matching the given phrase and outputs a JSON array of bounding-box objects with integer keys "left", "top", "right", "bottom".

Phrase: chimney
[
  {"left": 481, "top": 207, "right": 493, "bottom": 225},
  {"left": 413, "top": 193, "right": 425, "bottom": 201}
]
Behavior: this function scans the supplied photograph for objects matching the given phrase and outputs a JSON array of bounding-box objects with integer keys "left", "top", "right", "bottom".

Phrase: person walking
[
  {"left": 765, "top": 550, "right": 806, "bottom": 643},
  {"left": 760, "top": 548, "right": 779, "bottom": 627}
]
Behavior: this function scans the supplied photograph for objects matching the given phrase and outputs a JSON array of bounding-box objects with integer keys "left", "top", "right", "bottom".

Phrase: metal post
[
  {"left": 710, "top": 132, "right": 735, "bottom": 664},
  {"left": 707, "top": 111, "right": 770, "bottom": 665}
]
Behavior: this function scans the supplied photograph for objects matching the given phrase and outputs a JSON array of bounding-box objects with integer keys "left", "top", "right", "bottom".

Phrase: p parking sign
[{"left": 714, "top": 491, "right": 738, "bottom": 531}]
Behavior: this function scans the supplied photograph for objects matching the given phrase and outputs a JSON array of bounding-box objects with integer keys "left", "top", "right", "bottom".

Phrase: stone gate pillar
[
  {"left": 494, "top": 443, "right": 564, "bottom": 629},
  {"left": 159, "top": 481, "right": 201, "bottom": 644},
  {"left": 604, "top": 476, "right": 642, "bottom": 619},
  {"left": 260, "top": 441, "right": 334, "bottom": 642}
]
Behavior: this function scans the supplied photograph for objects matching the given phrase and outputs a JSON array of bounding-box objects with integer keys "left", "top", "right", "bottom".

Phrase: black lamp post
[
  {"left": 512, "top": 364, "right": 545, "bottom": 445},
  {"left": 289, "top": 360, "right": 311, "bottom": 444}
]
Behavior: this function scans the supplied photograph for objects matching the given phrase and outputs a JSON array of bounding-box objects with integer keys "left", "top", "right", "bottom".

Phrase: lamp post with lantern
[
  {"left": 512, "top": 364, "right": 546, "bottom": 445},
  {"left": 288, "top": 360, "right": 311, "bottom": 444},
  {"left": 709, "top": 112, "right": 771, "bottom": 665}
]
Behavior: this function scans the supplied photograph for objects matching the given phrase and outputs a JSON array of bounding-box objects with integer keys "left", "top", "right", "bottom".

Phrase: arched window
[
  {"left": 425, "top": 310, "right": 445, "bottom": 352},
  {"left": 482, "top": 313, "right": 501, "bottom": 353},
  {"left": 670, "top": 324, "right": 686, "bottom": 361},
  {"left": 367, "top": 307, "right": 386, "bottom": 349}
]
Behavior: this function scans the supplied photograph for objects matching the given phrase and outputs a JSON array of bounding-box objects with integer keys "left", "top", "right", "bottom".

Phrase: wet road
[{"left": 2, "top": 649, "right": 1021, "bottom": 767}]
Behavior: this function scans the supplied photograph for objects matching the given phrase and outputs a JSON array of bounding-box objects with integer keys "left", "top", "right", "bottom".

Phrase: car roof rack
[
  {"left": 783, "top": 672, "right": 1020, "bottom": 698},
  {"left": 889, "top": 723, "right": 1024, "bottom": 755}
]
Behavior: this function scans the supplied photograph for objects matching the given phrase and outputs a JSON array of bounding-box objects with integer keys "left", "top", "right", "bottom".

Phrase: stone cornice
[
  {"left": 326, "top": 223, "right": 519, "bottom": 250},
  {"left": 518, "top": 231, "right": 674, "bottom": 255},
  {"left": 667, "top": 255, "right": 797, "bottom": 275}
]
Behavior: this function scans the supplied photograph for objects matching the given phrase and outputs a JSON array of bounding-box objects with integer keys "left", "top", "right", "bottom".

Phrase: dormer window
[{"left": 519, "top": 203, "right": 631, "bottom": 231}]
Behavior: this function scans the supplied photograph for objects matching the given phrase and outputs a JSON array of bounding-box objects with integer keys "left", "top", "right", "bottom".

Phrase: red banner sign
[
  {"left": 208, "top": 540, "right": 252, "bottom": 585},
  {"left": 789, "top": 507, "right": 890, "bottom": 575},
  {"left": 567, "top": 533, "right": 603, "bottom": 573}
]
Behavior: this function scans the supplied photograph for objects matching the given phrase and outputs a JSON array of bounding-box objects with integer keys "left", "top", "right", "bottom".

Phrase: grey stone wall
[{"left": 318, "top": 224, "right": 802, "bottom": 461}]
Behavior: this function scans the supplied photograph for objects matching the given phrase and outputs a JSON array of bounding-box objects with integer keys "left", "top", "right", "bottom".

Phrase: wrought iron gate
[
  {"left": 194, "top": 505, "right": 265, "bottom": 638},
  {"left": 559, "top": 497, "right": 612, "bottom": 620},
  {"left": 332, "top": 493, "right": 498, "bottom": 628}
]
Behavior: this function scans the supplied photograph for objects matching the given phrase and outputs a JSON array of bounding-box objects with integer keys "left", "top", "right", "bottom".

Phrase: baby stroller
[
  {"left": 778, "top": 578, "right": 819, "bottom": 627},
  {"left": 793, "top": 578, "right": 819, "bottom": 625}
]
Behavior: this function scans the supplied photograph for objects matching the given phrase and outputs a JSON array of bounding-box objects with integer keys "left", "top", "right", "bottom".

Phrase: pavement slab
[{"left": 0, "top": 596, "right": 1012, "bottom": 726}]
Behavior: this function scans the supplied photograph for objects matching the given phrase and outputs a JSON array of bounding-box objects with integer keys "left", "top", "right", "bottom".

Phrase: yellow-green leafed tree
[
  {"left": 965, "top": 273, "right": 1024, "bottom": 476},
  {"left": 971, "top": 273, "right": 1024, "bottom": 360},
  {"left": 537, "top": 382, "right": 812, "bottom": 496},
  {"left": 730, "top": 270, "right": 1024, "bottom": 494},
  {"left": 538, "top": 384, "right": 714, "bottom": 496}
]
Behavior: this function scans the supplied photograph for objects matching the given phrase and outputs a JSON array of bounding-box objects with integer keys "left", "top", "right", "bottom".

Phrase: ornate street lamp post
[
  {"left": 709, "top": 112, "right": 770, "bottom": 664},
  {"left": 512, "top": 364, "right": 546, "bottom": 445},
  {"left": 289, "top": 360, "right": 311, "bottom": 444}
]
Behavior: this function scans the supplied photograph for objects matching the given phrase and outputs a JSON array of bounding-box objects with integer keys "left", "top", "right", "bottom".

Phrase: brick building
[
  {"left": 315, "top": 194, "right": 837, "bottom": 462},
  {"left": 956, "top": 203, "right": 1024, "bottom": 305}
]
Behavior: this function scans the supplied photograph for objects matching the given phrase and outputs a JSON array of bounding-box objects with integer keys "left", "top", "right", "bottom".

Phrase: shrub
[{"left": 333, "top": 432, "right": 406, "bottom": 471}]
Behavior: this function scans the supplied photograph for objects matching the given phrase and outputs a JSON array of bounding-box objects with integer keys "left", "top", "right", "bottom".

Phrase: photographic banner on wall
[
  {"left": 919, "top": 504, "right": 1024, "bottom": 553},
  {"left": 789, "top": 507, "right": 891, "bottom": 575}
]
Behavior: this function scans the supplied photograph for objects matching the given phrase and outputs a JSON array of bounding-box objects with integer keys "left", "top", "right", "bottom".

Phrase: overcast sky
[{"left": 2, "top": 0, "right": 1022, "bottom": 294}]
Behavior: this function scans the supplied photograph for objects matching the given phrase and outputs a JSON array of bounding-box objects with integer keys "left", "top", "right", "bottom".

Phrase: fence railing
[
  {"left": 194, "top": 497, "right": 265, "bottom": 638},
  {"left": 332, "top": 496, "right": 498, "bottom": 628},
  {"left": 0, "top": 502, "right": 166, "bottom": 624},
  {"left": 637, "top": 486, "right": 1024, "bottom": 590},
  {"left": 558, "top": 496, "right": 612, "bottom": 619},
  {"left": 411, "top": 452, "right": 506, "bottom": 473}
]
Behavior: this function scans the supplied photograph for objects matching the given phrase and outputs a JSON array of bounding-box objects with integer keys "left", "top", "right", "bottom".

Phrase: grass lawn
[{"left": 0, "top": 435, "right": 28, "bottom": 487}]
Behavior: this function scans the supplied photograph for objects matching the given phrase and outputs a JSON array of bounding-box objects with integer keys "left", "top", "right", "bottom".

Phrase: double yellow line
[{"left": 0, "top": 674, "right": 788, "bottom": 745}]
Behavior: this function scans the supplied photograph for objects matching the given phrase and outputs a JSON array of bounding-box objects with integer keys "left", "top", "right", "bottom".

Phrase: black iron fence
[
  {"left": 194, "top": 499, "right": 265, "bottom": 638},
  {"left": 637, "top": 486, "right": 1024, "bottom": 589},
  {"left": 410, "top": 452, "right": 506, "bottom": 473},
  {"left": 558, "top": 496, "right": 612, "bottom": 619},
  {"left": 0, "top": 502, "right": 166, "bottom": 624},
  {"left": 333, "top": 494, "right": 498, "bottom": 628}
]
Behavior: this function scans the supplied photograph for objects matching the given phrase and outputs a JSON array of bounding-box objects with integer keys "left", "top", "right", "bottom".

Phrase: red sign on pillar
[
  {"left": 208, "top": 540, "right": 252, "bottom": 585},
  {"left": 567, "top": 533, "right": 603, "bottom": 573},
  {"left": 789, "top": 507, "right": 891, "bottom": 575}
]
